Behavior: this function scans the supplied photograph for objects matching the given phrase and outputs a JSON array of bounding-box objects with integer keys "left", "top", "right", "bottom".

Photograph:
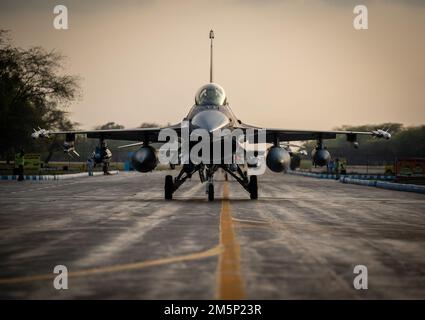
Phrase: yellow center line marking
[
  {"left": 0, "top": 245, "right": 221, "bottom": 285},
  {"left": 217, "top": 181, "right": 245, "bottom": 299}
]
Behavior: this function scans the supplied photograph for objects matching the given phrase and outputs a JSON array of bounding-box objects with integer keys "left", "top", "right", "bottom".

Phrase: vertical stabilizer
[{"left": 209, "top": 30, "right": 214, "bottom": 83}]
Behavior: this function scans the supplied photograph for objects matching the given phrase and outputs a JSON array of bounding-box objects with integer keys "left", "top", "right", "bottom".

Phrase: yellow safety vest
[{"left": 15, "top": 154, "right": 24, "bottom": 167}]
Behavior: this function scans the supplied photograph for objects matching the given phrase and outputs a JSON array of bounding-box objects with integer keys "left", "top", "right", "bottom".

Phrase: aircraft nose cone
[{"left": 191, "top": 110, "right": 230, "bottom": 133}]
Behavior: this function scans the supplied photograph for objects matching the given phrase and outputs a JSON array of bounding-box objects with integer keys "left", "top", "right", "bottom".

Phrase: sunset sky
[{"left": 1, "top": 0, "right": 424, "bottom": 130}]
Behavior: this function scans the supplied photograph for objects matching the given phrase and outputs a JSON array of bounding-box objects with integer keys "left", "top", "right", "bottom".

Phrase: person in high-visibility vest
[
  {"left": 340, "top": 161, "right": 347, "bottom": 175},
  {"left": 334, "top": 158, "right": 340, "bottom": 175},
  {"left": 15, "top": 149, "right": 25, "bottom": 181}
]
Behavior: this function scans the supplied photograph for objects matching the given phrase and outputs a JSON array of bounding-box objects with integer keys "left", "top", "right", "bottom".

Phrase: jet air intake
[
  {"left": 266, "top": 147, "right": 291, "bottom": 172},
  {"left": 191, "top": 110, "right": 229, "bottom": 133},
  {"left": 131, "top": 146, "right": 158, "bottom": 172}
]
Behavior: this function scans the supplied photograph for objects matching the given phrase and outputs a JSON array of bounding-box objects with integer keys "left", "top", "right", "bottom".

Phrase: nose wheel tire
[
  {"left": 208, "top": 183, "right": 214, "bottom": 201},
  {"left": 165, "top": 175, "right": 173, "bottom": 200},
  {"left": 248, "top": 175, "right": 258, "bottom": 200}
]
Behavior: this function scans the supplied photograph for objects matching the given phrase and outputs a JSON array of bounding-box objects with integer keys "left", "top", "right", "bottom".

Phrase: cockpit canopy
[{"left": 195, "top": 83, "right": 227, "bottom": 106}]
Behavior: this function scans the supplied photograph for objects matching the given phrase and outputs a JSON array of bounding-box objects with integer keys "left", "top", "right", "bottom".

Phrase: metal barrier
[
  {"left": 290, "top": 170, "right": 425, "bottom": 194},
  {"left": 289, "top": 171, "right": 394, "bottom": 181},
  {"left": 340, "top": 176, "right": 425, "bottom": 194},
  {"left": 1, "top": 170, "right": 119, "bottom": 181}
]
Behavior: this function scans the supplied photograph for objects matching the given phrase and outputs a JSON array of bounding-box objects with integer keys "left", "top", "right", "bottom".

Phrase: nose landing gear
[{"left": 205, "top": 165, "right": 219, "bottom": 202}]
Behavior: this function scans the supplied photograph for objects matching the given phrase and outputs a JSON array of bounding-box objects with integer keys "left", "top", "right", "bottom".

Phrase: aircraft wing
[
  {"left": 32, "top": 123, "right": 182, "bottom": 143},
  {"left": 239, "top": 124, "right": 391, "bottom": 142}
]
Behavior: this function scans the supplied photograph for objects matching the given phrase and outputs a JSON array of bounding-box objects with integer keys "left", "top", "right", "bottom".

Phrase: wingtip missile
[
  {"left": 372, "top": 129, "right": 391, "bottom": 140},
  {"left": 117, "top": 142, "right": 144, "bottom": 149},
  {"left": 31, "top": 128, "right": 50, "bottom": 139},
  {"left": 299, "top": 150, "right": 308, "bottom": 156}
]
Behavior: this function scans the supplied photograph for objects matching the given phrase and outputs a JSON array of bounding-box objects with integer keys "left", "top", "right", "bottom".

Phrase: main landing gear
[
  {"left": 207, "top": 182, "right": 214, "bottom": 202},
  {"left": 164, "top": 175, "right": 173, "bottom": 200},
  {"left": 163, "top": 164, "right": 258, "bottom": 201},
  {"left": 248, "top": 175, "right": 258, "bottom": 200}
]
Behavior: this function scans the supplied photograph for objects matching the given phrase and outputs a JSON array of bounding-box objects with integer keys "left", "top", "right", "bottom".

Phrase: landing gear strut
[
  {"left": 248, "top": 175, "right": 258, "bottom": 199},
  {"left": 163, "top": 165, "right": 201, "bottom": 200}
]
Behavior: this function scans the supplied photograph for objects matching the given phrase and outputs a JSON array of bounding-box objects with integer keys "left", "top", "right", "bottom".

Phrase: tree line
[{"left": 302, "top": 123, "right": 425, "bottom": 165}]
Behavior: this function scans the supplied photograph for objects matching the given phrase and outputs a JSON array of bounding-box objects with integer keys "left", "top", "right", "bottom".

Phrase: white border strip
[{"left": 1, "top": 171, "right": 119, "bottom": 181}]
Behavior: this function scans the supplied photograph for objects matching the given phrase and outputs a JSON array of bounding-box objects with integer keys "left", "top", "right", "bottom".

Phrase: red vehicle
[{"left": 396, "top": 158, "right": 425, "bottom": 184}]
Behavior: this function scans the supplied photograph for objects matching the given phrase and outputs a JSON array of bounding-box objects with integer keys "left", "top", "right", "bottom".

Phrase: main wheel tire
[
  {"left": 165, "top": 175, "right": 173, "bottom": 200},
  {"left": 208, "top": 183, "right": 214, "bottom": 201},
  {"left": 249, "top": 175, "right": 258, "bottom": 200}
]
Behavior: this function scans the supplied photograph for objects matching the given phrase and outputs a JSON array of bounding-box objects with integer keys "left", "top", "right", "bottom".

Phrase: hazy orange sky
[{"left": 1, "top": 0, "right": 424, "bottom": 130}]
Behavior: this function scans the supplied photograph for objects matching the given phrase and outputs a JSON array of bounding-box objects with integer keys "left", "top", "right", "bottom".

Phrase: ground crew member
[
  {"left": 334, "top": 158, "right": 340, "bottom": 175},
  {"left": 87, "top": 157, "right": 94, "bottom": 176},
  {"left": 327, "top": 160, "right": 334, "bottom": 174},
  {"left": 340, "top": 161, "right": 346, "bottom": 175},
  {"left": 15, "top": 149, "right": 25, "bottom": 181},
  {"left": 102, "top": 162, "right": 110, "bottom": 175}
]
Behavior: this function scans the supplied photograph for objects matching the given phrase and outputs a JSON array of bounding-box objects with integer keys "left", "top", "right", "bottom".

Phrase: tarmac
[{"left": 0, "top": 170, "right": 424, "bottom": 299}]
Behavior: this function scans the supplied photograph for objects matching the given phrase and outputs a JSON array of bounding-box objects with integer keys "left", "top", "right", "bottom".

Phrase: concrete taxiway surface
[{"left": 0, "top": 171, "right": 424, "bottom": 299}]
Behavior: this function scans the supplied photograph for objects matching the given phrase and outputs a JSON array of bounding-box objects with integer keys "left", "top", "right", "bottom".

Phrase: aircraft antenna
[{"left": 209, "top": 29, "right": 214, "bottom": 83}]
